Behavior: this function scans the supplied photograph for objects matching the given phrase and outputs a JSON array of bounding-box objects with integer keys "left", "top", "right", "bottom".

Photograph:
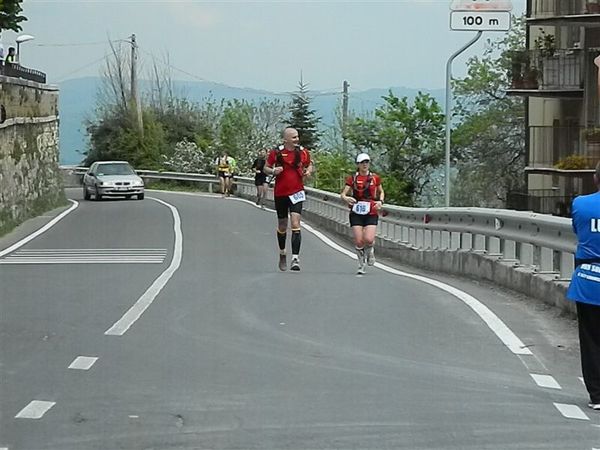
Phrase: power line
[{"left": 53, "top": 54, "right": 109, "bottom": 83}]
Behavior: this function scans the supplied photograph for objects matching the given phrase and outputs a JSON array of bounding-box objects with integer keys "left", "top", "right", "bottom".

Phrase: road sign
[
  {"left": 450, "top": 11, "right": 511, "bottom": 31},
  {"left": 450, "top": 0, "right": 512, "bottom": 11}
]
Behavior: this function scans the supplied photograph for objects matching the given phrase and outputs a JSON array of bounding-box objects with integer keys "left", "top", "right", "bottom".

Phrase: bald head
[{"left": 282, "top": 127, "right": 300, "bottom": 149}]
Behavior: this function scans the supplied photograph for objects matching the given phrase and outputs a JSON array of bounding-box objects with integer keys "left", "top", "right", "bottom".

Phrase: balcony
[
  {"left": 525, "top": 125, "right": 600, "bottom": 175},
  {"left": 506, "top": 49, "right": 584, "bottom": 98},
  {"left": 507, "top": 190, "right": 575, "bottom": 216},
  {"left": 0, "top": 62, "right": 46, "bottom": 84},
  {"left": 529, "top": 0, "right": 600, "bottom": 25}
]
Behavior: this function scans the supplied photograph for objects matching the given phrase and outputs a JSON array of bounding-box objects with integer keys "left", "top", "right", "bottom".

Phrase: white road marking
[
  {"left": 0, "top": 200, "right": 78, "bottom": 258},
  {"left": 229, "top": 195, "right": 533, "bottom": 355},
  {"left": 15, "top": 401, "right": 56, "bottom": 419},
  {"left": 553, "top": 403, "right": 589, "bottom": 421},
  {"left": 530, "top": 373, "right": 562, "bottom": 389},
  {"left": 301, "top": 221, "right": 533, "bottom": 356},
  {"left": 0, "top": 248, "right": 166, "bottom": 265},
  {"left": 68, "top": 356, "right": 98, "bottom": 370},
  {"left": 104, "top": 198, "right": 183, "bottom": 336}
]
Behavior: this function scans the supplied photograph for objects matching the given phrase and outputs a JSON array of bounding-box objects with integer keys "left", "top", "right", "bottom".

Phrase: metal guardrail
[{"left": 61, "top": 166, "right": 577, "bottom": 281}]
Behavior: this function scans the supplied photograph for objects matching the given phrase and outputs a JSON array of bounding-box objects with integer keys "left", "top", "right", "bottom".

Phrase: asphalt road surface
[{"left": 1, "top": 189, "right": 599, "bottom": 450}]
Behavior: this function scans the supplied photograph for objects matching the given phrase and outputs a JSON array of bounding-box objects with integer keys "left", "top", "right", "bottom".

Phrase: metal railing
[
  {"left": 509, "top": 49, "right": 584, "bottom": 91},
  {"left": 0, "top": 63, "right": 46, "bottom": 84},
  {"left": 61, "top": 166, "right": 578, "bottom": 281}
]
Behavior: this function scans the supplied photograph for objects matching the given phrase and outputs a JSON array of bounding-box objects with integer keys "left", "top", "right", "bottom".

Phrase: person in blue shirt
[{"left": 567, "top": 162, "right": 600, "bottom": 411}]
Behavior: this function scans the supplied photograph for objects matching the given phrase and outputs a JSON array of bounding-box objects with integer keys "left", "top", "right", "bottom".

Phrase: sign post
[{"left": 444, "top": 0, "right": 513, "bottom": 207}]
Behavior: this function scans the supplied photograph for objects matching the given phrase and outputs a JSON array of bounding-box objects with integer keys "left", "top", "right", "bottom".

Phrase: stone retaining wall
[{"left": 0, "top": 77, "right": 65, "bottom": 236}]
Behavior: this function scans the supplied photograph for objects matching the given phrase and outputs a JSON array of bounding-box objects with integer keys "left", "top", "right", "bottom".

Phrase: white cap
[{"left": 356, "top": 153, "right": 370, "bottom": 163}]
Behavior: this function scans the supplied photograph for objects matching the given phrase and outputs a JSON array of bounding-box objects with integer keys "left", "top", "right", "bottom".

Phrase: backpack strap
[{"left": 352, "top": 172, "right": 373, "bottom": 200}]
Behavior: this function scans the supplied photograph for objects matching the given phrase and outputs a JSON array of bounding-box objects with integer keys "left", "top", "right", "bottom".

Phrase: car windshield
[{"left": 97, "top": 163, "right": 135, "bottom": 176}]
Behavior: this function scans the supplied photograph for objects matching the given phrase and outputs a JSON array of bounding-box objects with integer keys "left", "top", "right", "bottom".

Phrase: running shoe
[
  {"left": 279, "top": 254, "right": 287, "bottom": 271},
  {"left": 290, "top": 257, "right": 300, "bottom": 271},
  {"left": 357, "top": 263, "right": 366, "bottom": 275},
  {"left": 588, "top": 402, "right": 600, "bottom": 411},
  {"left": 366, "top": 246, "right": 376, "bottom": 266}
]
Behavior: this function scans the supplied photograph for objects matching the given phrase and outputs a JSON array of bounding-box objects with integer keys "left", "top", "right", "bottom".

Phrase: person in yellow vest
[
  {"left": 5, "top": 47, "right": 16, "bottom": 65},
  {"left": 215, "top": 152, "right": 235, "bottom": 196}
]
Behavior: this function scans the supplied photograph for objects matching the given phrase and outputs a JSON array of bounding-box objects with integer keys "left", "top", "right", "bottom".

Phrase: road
[{"left": 0, "top": 189, "right": 598, "bottom": 449}]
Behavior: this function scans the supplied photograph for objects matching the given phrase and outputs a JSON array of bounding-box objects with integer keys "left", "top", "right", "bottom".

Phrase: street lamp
[{"left": 15, "top": 34, "right": 35, "bottom": 64}]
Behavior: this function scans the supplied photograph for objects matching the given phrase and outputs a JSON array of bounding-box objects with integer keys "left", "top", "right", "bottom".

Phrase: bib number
[
  {"left": 352, "top": 201, "right": 371, "bottom": 215},
  {"left": 289, "top": 190, "right": 306, "bottom": 204}
]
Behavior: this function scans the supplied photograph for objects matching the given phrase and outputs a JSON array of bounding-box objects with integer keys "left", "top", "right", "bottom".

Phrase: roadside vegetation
[{"left": 84, "top": 16, "right": 526, "bottom": 208}]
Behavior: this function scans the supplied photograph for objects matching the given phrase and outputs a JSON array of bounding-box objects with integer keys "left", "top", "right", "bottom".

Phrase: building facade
[{"left": 508, "top": 0, "right": 600, "bottom": 216}]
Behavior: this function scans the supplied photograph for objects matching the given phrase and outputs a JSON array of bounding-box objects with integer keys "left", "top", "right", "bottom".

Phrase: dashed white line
[
  {"left": 68, "top": 356, "right": 98, "bottom": 370},
  {"left": 15, "top": 401, "right": 56, "bottom": 419},
  {"left": 530, "top": 374, "right": 562, "bottom": 390},
  {"left": 553, "top": 403, "right": 589, "bottom": 421}
]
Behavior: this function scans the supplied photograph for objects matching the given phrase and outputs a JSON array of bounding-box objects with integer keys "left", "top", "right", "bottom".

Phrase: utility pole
[
  {"left": 342, "top": 80, "right": 349, "bottom": 154},
  {"left": 130, "top": 33, "right": 143, "bottom": 136}
]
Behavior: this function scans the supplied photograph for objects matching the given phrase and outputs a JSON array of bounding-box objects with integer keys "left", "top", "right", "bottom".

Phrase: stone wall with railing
[{"left": 0, "top": 76, "right": 65, "bottom": 236}]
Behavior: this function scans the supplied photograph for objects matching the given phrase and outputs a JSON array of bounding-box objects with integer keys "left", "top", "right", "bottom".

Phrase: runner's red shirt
[
  {"left": 267, "top": 147, "right": 311, "bottom": 197},
  {"left": 345, "top": 173, "right": 381, "bottom": 216}
]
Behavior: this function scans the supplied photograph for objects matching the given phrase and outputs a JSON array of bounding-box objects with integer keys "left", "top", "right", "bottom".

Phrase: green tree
[
  {"left": 451, "top": 15, "right": 526, "bottom": 207},
  {"left": 286, "top": 79, "right": 321, "bottom": 150},
  {"left": 346, "top": 91, "right": 445, "bottom": 206},
  {"left": 312, "top": 151, "right": 355, "bottom": 192},
  {"left": 0, "top": 0, "right": 26, "bottom": 33}
]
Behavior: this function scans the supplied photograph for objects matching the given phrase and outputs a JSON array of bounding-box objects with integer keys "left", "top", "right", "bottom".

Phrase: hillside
[{"left": 57, "top": 77, "right": 444, "bottom": 165}]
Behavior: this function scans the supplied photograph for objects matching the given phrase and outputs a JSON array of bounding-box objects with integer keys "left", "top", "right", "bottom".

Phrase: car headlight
[{"left": 133, "top": 181, "right": 144, "bottom": 187}]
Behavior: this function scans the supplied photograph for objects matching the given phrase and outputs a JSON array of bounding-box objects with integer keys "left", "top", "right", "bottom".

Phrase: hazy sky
[{"left": 2, "top": 0, "right": 525, "bottom": 92}]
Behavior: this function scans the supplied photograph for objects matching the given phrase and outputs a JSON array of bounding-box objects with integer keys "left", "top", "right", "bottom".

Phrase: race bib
[
  {"left": 352, "top": 201, "right": 371, "bottom": 215},
  {"left": 289, "top": 190, "right": 306, "bottom": 204}
]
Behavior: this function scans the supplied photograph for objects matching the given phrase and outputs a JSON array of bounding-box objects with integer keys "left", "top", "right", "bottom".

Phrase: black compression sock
[
  {"left": 277, "top": 230, "right": 287, "bottom": 251},
  {"left": 291, "top": 229, "right": 301, "bottom": 255}
]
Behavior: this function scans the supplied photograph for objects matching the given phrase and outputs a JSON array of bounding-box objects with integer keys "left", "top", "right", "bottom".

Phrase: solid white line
[
  {"left": 104, "top": 197, "right": 183, "bottom": 336},
  {"left": 227, "top": 195, "right": 534, "bottom": 356},
  {"left": 530, "top": 373, "right": 562, "bottom": 390},
  {"left": 553, "top": 403, "right": 589, "bottom": 421},
  {"left": 302, "top": 221, "right": 534, "bottom": 356},
  {"left": 68, "top": 356, "right": 98, "bottom": 370},
  {"left": 0, "top": 200, "right": 78, "bottom": 258},
  {"left": 15, "top": 401, "right": 56, "bottom": 419}
]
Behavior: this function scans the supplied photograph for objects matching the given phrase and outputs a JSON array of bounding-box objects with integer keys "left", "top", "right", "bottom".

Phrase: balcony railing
[
  {"left": 508, "top": 49, "right": 584, "bottom": 93},
  {"left": 530, "top": 0, "right": 600, "bottom": 17},
  {"left": 0, "top": 62, "right": 46, "bottom": 84}
]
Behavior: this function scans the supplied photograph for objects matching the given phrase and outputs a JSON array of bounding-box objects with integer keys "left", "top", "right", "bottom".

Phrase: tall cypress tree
[{"left": 287, "top": 79, "right": 321, "bottom": 150}]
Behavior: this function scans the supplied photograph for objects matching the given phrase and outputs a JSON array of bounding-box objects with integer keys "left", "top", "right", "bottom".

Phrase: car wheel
[
  {"left": 83, "top": 186, "right": 91, "bottom": 200},
  {"left": 95, "top": 186, "right": 103, "bottom": 201},
  {"left": 137, "top": 193, "right": 144, "bottom": 200}
]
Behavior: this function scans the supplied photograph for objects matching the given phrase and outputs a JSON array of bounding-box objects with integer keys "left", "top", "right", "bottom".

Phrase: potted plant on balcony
[
  {"left": 534, "top": 30, "right": 556, "bottom": 58},
  {"left": 509, "top": 50, "right": 529, "bottom": 89},
  {"left": 554, "top": 154, "right": 591, "bottom": 170},
  {"left": 523, "top": 66, "right": 540, "bottom": 89}
]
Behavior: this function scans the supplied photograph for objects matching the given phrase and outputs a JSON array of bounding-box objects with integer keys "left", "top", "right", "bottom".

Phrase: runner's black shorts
[
  {"left": 274, "top": 195, "right": 303, "bottom": 219},
  {"left": 218, "top": 171, "right": 232, "bottom": 179},
  {"left": 254, "top": 174, "right": 267, "bottom": 186},
  {"left": 349, "top": 212, "right": 378, "bottom": 227}
]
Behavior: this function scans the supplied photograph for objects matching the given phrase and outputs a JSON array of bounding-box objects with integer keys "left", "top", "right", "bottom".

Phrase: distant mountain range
[{"left": 57, "top": 77, "right": 445, "bottom": 165}]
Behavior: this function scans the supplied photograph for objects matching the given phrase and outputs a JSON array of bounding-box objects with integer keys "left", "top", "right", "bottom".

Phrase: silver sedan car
[{"left": 83, "top": 161, "right": 145, "bottom": 201}]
